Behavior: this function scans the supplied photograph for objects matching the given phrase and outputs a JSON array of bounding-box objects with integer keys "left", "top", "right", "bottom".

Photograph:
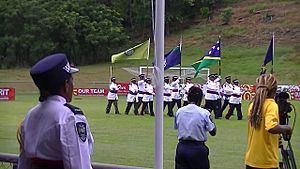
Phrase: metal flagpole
[
  {"left": 146, "top": 38, "right": 151, "bottom": 77},
  {"left": 154, "top": 0, "right": 164, "bottom": 168},
  {"left": 271, "top": 32, "right": 274, "bottom": 74},
  {"left": 179, "top": 35, "right": 182, "bottom": 78},
  {"left": 218, "top": 35, "right": 221, "bottom": 78}
]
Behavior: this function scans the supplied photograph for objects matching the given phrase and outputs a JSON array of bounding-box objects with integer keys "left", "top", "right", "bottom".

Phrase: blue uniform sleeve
[
  {"left": 204, "top": 111, "right": 215, "bottom": 132},
  {"left": 17, "top": 125, "right": 30, "bottom": 169}
]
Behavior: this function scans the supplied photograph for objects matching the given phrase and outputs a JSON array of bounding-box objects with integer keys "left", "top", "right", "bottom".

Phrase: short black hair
[{"left": 187, "top": 86, "right": 203, "bottom": 104}]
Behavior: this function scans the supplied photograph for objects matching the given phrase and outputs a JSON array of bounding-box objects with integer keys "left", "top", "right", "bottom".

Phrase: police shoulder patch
[
  {"left": 76, "top": 122, "right": 87, "bottom": 142},
  {"left": 64, "top": 103, "right": 84, "bottom": 115}
]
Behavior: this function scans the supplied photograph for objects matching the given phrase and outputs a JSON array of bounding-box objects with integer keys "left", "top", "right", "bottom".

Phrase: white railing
[{"left": 0, "top": 153, "right": 152, "bottom": 169}]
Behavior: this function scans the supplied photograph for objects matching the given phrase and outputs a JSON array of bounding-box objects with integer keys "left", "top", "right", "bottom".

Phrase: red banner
[
  {"left": 116, "top": 82, "right": 129, "bottom": 94},
  {"left": 73, "top": 88, "right": 108, "bottom": 96},
  {"left": 0, "top": 88, "right": 15, "bottom": 101}
]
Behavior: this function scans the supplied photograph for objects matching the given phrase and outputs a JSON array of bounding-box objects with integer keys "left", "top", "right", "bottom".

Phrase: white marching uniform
[
  {"left": 137, "top": 80, "right": 146, "bottom": 99},
  {"left": 171, "top": 79, "right": 181, "bottom": 100},
  {"left": 182, "top": 82, "right": 194, "bottom": 102},
  {"left": 127, "top": 83, "right": 138, "bottom": 102},
  {"left": 18, "top": 95, "right": 94, "bottom": 169},
  {"left": 142, "top": 83, "right": 154, "bottom": 102},
  {"left": 107, "top": 82, "right": 119, "bottom": 100},
  {"left": 229, "top": 85, "right": 243, "bottom": 104},
  {"left": 222, "top": 82, "right": 233, "bottom": 100},
  {"left": 163, "top": 82, "right": 172, "bottom": 102},
  {"left": 204, "top": 77, "right": 220, "bottom": 101}
]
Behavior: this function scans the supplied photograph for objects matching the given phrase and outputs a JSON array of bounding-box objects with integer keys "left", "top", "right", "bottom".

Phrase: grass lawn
[{"left": 0, "top": 94, "right": 299, "bottom": 169}]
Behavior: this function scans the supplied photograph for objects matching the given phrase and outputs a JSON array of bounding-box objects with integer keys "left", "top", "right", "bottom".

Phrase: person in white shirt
[
  {"left": 163, "top": 76, "right": 173, "bottom": 117},
  {"left": 125, "top": 78, "right": 138, "bottom": 115},
  {"left": 221, "top": 76, "right": 233, "bottom": 115},
  {"left": 17, "top": 53, "right": 94, "bottom": 169},
  {"left": 204, "top": 74, "right": 221, "bottom": 119},
  {"left": 140, "top": 78, "right": 155, "bottom": 116},
  {"left": 174, "top": 86, "right": 216, "bottom": 169},
  {"left": 105, "top": 77, "right": 120, "bottom": 114},
  {"left": 182, "top": 77, "right": 193, "bottom": 106},
  {"left": 225, "top": 79, "right": 243, "bottom": 120},
  {"left": 134, "top": 74, "right": 147, "bottom": 114},
  {"left": 171, "top": 76, "right": 182, "bottom": 112}
]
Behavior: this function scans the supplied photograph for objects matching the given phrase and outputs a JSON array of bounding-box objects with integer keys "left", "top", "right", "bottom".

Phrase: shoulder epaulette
[{"left": 64, "top": 103, "right": 84, "bottom": 115}]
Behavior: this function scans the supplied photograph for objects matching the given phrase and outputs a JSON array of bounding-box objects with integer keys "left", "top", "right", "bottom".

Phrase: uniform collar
[{"left": 46, "top": 95, "right": 67, "bottom": 104}]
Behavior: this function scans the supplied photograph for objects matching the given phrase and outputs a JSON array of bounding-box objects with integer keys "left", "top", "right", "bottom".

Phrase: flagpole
[
  {"left": 218, "top": 35, "right": 221, "bottom": 78},
  {"left": 179, "top": 35, "right": 182, "bottom": 78},
  {"left": 154, "top": 0, "right": 164, "bottom": 168},
  {"left": 147, "top": 38, "right": 151, "bottom": 77},
  {"left": 271, "top": 32, "right": 274, "bottom": 74}
]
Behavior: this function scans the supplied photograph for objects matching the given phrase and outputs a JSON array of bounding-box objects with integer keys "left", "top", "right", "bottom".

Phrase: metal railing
[{"left": 0, "top": 153, "right": 151, "bottom": 169}]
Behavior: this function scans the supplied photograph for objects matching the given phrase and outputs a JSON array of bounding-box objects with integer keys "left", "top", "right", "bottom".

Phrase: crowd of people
[
  {"left": 16, "top": 53, "right": 293, "bottom": 169},
  {"left": 105, "top": 72, "right": 244, "bottom": 120}
]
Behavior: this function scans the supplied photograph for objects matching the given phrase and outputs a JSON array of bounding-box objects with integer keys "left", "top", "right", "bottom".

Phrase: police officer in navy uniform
[
  {"left": 17, "top": 53, "right": 94, "bottom": 169},
  {"left": 174, "top": 86, "right": 216, "bottom": 169},
  {"left": 221, "top": 76, "right": 233, "bottom": 115}
]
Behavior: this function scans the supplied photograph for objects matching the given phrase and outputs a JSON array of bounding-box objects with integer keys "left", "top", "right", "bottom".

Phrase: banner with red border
[{"left": 0, "top": 88, "right": 15, "bottom": 101}]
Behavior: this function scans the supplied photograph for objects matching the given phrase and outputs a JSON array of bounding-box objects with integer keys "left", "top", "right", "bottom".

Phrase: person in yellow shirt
[{"left": 245, "top": 74, "right": 292, "bottom": 169}]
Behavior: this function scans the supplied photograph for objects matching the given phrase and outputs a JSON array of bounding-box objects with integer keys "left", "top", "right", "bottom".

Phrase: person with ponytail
[{"left": 245, "top": 74, "right": 292, "bottom": 169}]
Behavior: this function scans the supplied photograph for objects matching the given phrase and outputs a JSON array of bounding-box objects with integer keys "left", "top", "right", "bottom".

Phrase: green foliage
[
  {"left": 221, "top": 7, "right": 233, "bottom": 25},
  {"left": 248, "top": 3, "right": 268, "bottom": 14},
  {"left": 200, "top": 7, "right": 210, "bottom": 18},
  {"left": 0, "top": 0, "right": 127, "bottom": 67}
]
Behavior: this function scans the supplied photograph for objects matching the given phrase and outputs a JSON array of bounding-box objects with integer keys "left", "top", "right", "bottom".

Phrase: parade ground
[{"left": 0, "top": 94, "right": 299, "bottom": 169}]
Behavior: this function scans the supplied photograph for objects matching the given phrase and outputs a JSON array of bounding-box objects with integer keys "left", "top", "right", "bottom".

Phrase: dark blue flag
[
  {"left": 263, "top": 38, "right": 273, "bottom": 66},
  {"left": 164, "top": 46, "right": 181, "bottom": 70}
]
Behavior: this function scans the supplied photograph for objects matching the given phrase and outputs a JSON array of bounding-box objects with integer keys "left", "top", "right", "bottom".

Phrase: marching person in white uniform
[
  {"left": 163, "top": 76, "right": 173, "bottom": 117},
  {"left": 171, "top": 76, "right": 182, "bottom": 112},
  {"left": 204, "top": 74, "right": 221, "bottom": 119},
  {"left": 106, "top": 77, "right": 120, "bottom": 114},
  {"left": 225, "top": 79, "right": 243, "bottom": 120},
  {"left": 140, "top": 78, "right": 155, "bottom": 116},
  {"left": 125, "top": 78, "right": 138, "bottom": 115},
  {"left": 182, "top": 77, "right": 193, "bottom": 106},
  {"left": 221, "top": 76, "right": 233, "bottom": 115},
  {"left": 134, "top": 74, "right": 147, "bottom": 114},
  {"left": 17, "top": 53, "right": 94, "bottom": 169}
]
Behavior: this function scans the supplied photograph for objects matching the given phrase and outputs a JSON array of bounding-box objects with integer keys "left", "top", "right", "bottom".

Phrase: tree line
[{"left": 0, "top": 0, "right": 236, "bottom": 68}]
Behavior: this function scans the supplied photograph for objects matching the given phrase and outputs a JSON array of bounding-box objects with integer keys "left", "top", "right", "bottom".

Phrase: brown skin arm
[
  {"left": 268, "top": 125, "right": 292, "bottom": 135},
  {"left": 209, "top": 127, "right": 217, "bottom": 136}
]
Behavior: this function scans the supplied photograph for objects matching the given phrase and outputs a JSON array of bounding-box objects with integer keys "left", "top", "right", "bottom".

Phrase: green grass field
[{"left": 0, "top": 94, "right": 299, "bottom": 169}]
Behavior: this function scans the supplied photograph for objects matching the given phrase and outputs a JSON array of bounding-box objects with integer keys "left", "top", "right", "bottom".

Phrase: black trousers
[
  {"left": 204, "top": 99, "right": 219, "bottom": 118},
  {"left": 135, "top": 97, "right": 148, "bottom": 114},
  {"left": 141, "top": 101, "right": 154, "bottom": 116},
  {"left": 125, "top": 101, "right": 138, "bottom": 115},
  {"left": 175, "top": 140, "right": 210, "bottom": 169},
  {"left": 106, "top": 100, "right": 119, "bottom": 114},
  {"left": 164, "top": 101, "right": 173, "bottom": 117},
  {"left": 172, "top": 99, "right": 182, "bottom": 111},
  {"left": 221, "top": 99, "right": 230, "bottom": 114},
  {"left": 216, "top": 98, "right": 222, "bottom": 117},
  {"left": 225, "top": 103, "right": 242, "bottom": 120}
]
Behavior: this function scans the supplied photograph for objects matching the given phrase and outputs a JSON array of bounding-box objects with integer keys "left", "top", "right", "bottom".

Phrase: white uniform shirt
[
  {"left": 204, "top": 77, "right": 220, "bottom": 101},
  {"left": 127, "top": 83, "right": 138, "bottom": 102},
  {"left": 171, "top": 79, "right": 181, "bottom": 99},
  {"left": 229, "top": 85, "right": 243, "bottom": 104},
  {"left": 137, "top": 80, "right": 146, "bottom": 98},
  {"left": 107, "top": 82, "right": 118, "bottom": 100},
  {"left": 18, "top": 96, "right": 94, "bottom": 169},
  {"left": 222, "top": 82, "right": 233, "bottom": 100},
  {"left": 142, "top": 83, "right": 154, "bottom": 102},
  {"left": 163, "top": 82, "right": 172, "bottom": 102},
  {"left": 174, "top": 104, "right": 215, "bottom": 141},
  {"left": 182, "top": 82, "right": 194, "bottom": 101}
]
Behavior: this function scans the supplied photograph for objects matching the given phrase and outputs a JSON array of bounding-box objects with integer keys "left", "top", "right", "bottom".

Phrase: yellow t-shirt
[{"left": 245, "top": 98, "right": 280, "bottom": 168}]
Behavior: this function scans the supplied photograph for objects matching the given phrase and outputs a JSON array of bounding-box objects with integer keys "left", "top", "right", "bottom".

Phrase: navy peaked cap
[
  {"left": 225, "top": 76, "right": 231, "bottom": 80},
  {"left": 30, "top": 53, "right": 78, "bottom": 89},
  {"left": 186, "top": 77, "right": 191, "bottom": 80},
  {"left": 233, "top": 79, "right": 239, "bottom": 83},
  {"left": 172, "top": 76, "right": 178, "bottom": 80}
]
